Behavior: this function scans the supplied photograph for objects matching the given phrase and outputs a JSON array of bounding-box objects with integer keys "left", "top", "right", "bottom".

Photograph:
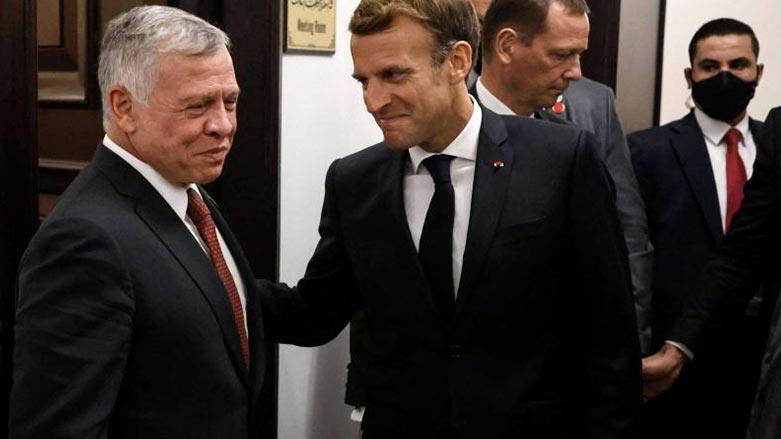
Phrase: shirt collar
[
  {"left": 475, "top": 77, "right": 519, "bottom": 116},
  {"left": 694, "top": 107, "right": 750, "bottom": 147},
  {"left": 102, "top": 134, "right": 198, "bottom": 221},
  {"left": 407, "top": 96, "right": 482, "bottom": 173}
]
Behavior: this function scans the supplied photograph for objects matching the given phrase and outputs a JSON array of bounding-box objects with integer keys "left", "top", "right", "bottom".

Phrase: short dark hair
[
  {"left": 688, "top": 18, "right": 759, "bottom": 64},
  {"left": 482, "top": 0, "right": 590, "bottom": 62},
  {"left": 349, "top": 0, "right": 480, "bottom": 68}
]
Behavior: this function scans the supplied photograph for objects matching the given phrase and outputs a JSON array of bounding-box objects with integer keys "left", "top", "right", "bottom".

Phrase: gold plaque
[{"left": 285, "top": 0, "right": 336, "bottom": 54}]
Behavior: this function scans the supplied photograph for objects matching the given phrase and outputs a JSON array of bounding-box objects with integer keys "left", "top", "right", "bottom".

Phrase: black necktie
[{"left": 419, "top": 154, "right": 456, "bottom": 320}]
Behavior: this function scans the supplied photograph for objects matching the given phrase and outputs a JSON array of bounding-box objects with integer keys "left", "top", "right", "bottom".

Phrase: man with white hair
[{"left": 10, "top": 6, "right": 270, "bottom": 438}]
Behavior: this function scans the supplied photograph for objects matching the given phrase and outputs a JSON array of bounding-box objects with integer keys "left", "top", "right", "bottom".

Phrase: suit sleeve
[
  {"left": 258, "top": 159, "right": 358, "bottom": 346},
  {"left": 10, "top": 218, "right": 134, "bottom": 438},
  {"left": 669, "top": 108, "right": 781, "bottom": 355},
  {"left": 599, "top": 88, "right": 654, "bottom": 354},
  {"left": 570, "top": 131, "right": 643, "bottom": 439}
]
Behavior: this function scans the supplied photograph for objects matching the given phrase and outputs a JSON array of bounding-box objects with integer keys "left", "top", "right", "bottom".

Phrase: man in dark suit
[
  {"left": 630, "top": 18, "right": 773, "bottom": 439},
  {"left": 259, "top": 0, "right": 641, "bottom": 437},
  {"left": 470, "top": 0, "right": 653, "bottom": 352},
  {"left": 10, "top": 6, "right": 269, "bottom": 438}
]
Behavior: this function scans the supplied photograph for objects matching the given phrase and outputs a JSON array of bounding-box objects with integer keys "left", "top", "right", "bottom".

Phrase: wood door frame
[
  {"left": 171, "top": 1, "right": 282, "bottom": 437},
  {"left": 582, "top": 0, "right": 622, "bottom": 90},
  {"left": 0, "top": 0, "right": 39, "bottom": 434}
]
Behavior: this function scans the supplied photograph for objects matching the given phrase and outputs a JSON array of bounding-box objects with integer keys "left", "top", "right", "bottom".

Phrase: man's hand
[{"left": 642, "top": 343, "right": 686, "bottom": 399}]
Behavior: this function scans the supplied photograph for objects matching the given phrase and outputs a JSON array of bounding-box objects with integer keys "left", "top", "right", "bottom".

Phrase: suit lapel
[
  {"left": 455, "top": 111, "right": 512, "bottom": 315},
  {"left": 92, "top": 146, "right": 250, "bottom": 385},
  {"left": 671, "top": 113, "right": 723, "bottom": 241},
  {"left": 749, "top": 117, "right": 764, "bottom": 144}
]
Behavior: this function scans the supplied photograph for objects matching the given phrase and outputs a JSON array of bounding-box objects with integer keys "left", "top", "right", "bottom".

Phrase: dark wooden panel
[
  {"left": 38, "top": 108, "right": 104, "bottom": 161},
  {"left": 39, "top": 0, "right": 101, "bottom": 108},
  {"left": 0, "top": 0, "right": 39, "bottom": 434},
  {"left": 218, "top": 2, "right": 281, "bottom": 437},
  {"left": 172, "top": 1, "right": 281, "bottom": 437},
  {"left": 582, "top": 0, "right": 622, "bottom": 90},
  {"left": 654, "top": 0, "right": 667, "bottom": 126}
]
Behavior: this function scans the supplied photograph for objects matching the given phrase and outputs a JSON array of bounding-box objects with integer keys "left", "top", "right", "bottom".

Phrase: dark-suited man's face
[
  {"left": 122, "top": 46, "right": 239, "bottom": 185},
  {"left": 686, "top": 34, "right": 763, "bottom": 86},
  {"left": 502, "top": 2, "right": 588, "bottom": 111},
  {"left": 351, "top": 15, "right": 469, "bottom": 152}
]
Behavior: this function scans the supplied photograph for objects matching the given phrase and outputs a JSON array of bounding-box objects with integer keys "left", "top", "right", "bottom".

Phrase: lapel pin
[
  {"left": 552, "top": 94, "right": 566, "bottom": 113},
  {"left": 493, "top": 160, "right": 504, "bottom": 168}
]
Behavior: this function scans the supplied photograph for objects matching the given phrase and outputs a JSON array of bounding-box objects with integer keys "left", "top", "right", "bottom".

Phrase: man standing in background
[
  {"left": 631, "top": 18, "right": 775, "bottom": 439},
  {"left": 471, "top": 0, "right": 653, "bottom": 351}
]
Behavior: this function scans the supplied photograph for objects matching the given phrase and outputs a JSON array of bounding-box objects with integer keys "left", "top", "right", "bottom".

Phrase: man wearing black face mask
[{"left": 628, "top": 18, "right": 778, "bottom": 439}]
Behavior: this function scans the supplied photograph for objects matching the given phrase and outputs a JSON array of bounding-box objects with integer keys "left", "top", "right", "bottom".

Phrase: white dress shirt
[
  {"left": 694, "top": 108, "right": 757, "bottom": 232},
  {"left": 352, "top": 99, "right": 483, "bottom": 423},
  {"left": 102, "top": 134, "right": 248, "bottom": 330},
  {"left": 475, "top": 77, "right": 535, "bottom": 117},
  {"left": 404, "top": 100, "right": 482, "bottom": 294}
]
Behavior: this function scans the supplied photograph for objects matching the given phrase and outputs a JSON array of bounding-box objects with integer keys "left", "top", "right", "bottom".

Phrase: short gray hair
[{"left": 98, "top": 6, "right": 231, "bottom": 129}]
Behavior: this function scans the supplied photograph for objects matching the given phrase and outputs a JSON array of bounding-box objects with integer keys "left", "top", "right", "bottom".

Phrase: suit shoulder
[
  {"left": 500, "top": 115, "right": 589, "bottom": 162},
  {"left": 502, "top": 114, "right": 582, "bottom": 140},
  {"left": 325, "top": 142, "right": 398, "bottom": 187},
  {"left": 627, "top": 118, "right": 687, "bottom": 149},
  {"left": 565, "top": 77, "right": 613, "bottom": 100},
  {"left": 42, "top": 165, "right": 135, "bottom": 232},
  {"left": 766, "top": 106, "right": 781, "bottom": 121},
  {"left": 331, "top": 142, "right": 394, "bottom": 175}
]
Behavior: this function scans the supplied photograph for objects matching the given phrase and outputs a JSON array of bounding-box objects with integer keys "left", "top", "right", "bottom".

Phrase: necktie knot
[
  {"left": 187, "top": 188, "right": 211, "bottom": 225},
  {"left": 422, "top": 154, "right": 455, "bottom": 184},
  {"left": 724, "top": 128, "right": 742, "bottom": 150}
]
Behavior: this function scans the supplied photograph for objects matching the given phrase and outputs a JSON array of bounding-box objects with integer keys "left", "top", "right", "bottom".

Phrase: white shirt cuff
[
  {"left": 350, "top": 407, "right": 365, "bottom": 422},
  {"left": 665, "top": 340, "right": 694, "bottom": 361}
]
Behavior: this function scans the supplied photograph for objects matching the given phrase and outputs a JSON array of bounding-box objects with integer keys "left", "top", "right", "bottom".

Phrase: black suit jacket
[
  {"left": 261, "top": 109, "right": 641, "bottom": 438},
  {"left": 10, "top": 146, "right": 268, "bottom": 438},
  {"left": 669, "top": 107, "right": 781, "bottom": 439},
  {"left": 469, "top": 80, "right": 654, "bottom": 352},
  {"left": 628, "top": 112, "right": 767, "bottom": 346}
]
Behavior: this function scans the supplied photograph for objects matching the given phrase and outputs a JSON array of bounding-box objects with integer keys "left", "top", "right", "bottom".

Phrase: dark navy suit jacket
[
  {"left": 261, "top": 108, "right": 641, "bottom": 438},
  {"left": 11, "top": 146, "right": 269, "bottom": 438}
]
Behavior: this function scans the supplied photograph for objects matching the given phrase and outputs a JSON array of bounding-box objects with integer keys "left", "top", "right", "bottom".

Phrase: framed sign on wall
[{"left": 284, "top": 0, "right": 336, "bottom": 54}]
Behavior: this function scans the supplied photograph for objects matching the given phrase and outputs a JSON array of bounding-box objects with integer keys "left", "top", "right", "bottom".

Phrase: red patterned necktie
[
  {"left": 187, "top": 188, "right": 250, "bottom": 370},
  {"left": 724, "top": 128, "right": 746, "bottom": 232}
]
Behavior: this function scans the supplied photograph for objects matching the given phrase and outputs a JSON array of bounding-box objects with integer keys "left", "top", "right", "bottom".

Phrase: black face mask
[{"left": 691, "top": 70, "right": 757, "bottom": 122}]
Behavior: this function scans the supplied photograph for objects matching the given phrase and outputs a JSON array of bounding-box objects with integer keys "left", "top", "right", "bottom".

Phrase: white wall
[
  {"left": 278, "top": 0, "right": 380, "bottom": 438},
  {"left": 615, "top": 0, "right": 660, "bottom": 133},
  {"left": 659, "top": 0, "right": 780, "bottom": 125}
]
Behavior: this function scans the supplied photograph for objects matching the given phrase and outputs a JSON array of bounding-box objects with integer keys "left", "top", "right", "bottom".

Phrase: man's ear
[
  {"left": 756, "top": 63, "right": 764, "bottom": 83},
  {"left": 448, "top": 41, "right": 473, "bottom": 84},
  {"left": 495, "top": 28, "right": 519, "bottom": 65},
  {"left": 684, "top": 67, "right": 693, "bottom": 89},
  {"left": 108, "top": 85, "right": 138, "bottom": 133}
]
